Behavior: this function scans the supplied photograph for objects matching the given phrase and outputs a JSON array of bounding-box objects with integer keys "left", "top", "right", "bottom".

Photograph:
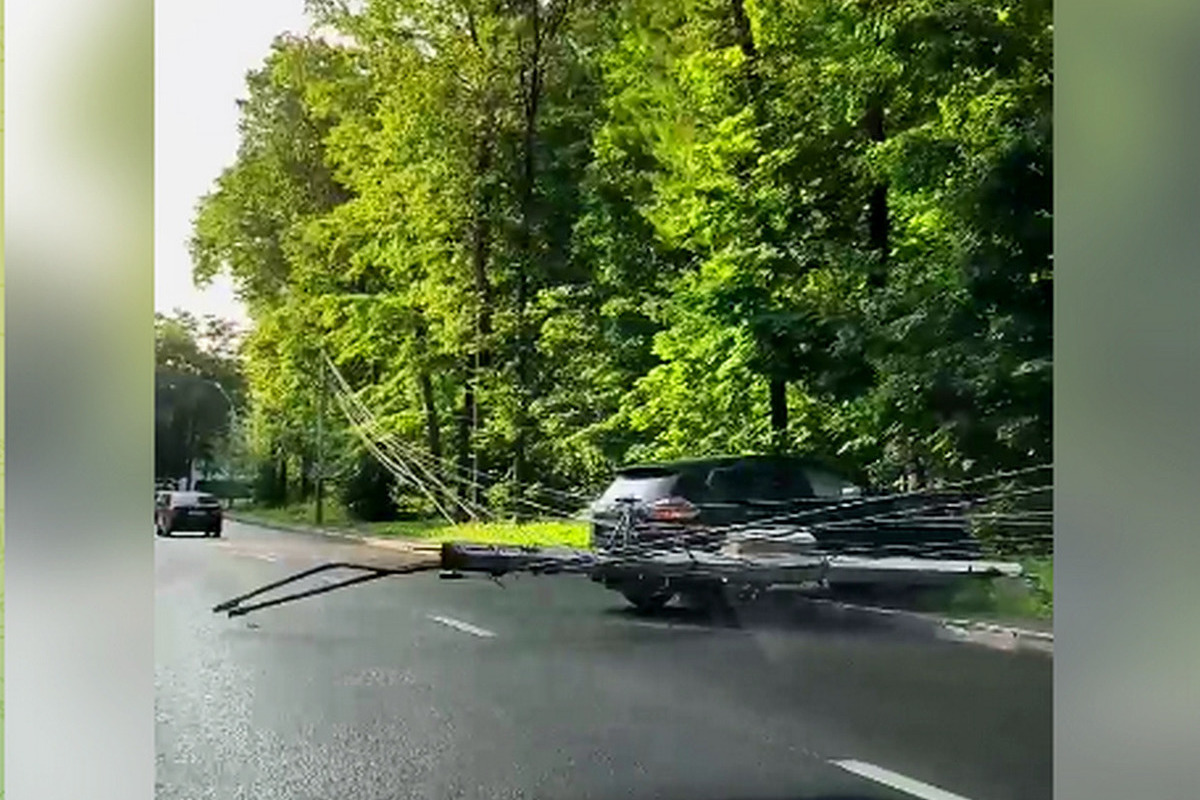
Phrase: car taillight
[{"left": 649, "top": 496, "right": 699, "bottom": 522}]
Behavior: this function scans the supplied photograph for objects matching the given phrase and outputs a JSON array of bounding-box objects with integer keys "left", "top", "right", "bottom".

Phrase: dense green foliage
[
  {"left": 155, "top": 312, "right": 247, "bottom": 484},
  {"left": 338, "top": 450, "right": 402, "bottom": 521},
  {"left": 192, "top": 0, "right": 1052, "bottom": 515}
]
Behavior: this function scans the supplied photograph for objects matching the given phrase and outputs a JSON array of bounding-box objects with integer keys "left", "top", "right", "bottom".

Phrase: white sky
[{"left": 154, "top": 1, "right": 314, "bottom": 328}]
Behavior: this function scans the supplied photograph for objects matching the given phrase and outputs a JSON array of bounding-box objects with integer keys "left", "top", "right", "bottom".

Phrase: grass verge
[
  {"left": 235, "top": 502, "right": 590, "bottom": 549},
  {"left": 895, "top": 557, "right": 1053, "bottom": 624},
  {"left": 234, "top": 501, "right": 355, "bottom": 530}
]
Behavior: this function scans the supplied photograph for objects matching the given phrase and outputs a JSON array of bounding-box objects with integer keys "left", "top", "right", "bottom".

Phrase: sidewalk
[{"left": 230, "top": 510, "right": 1053, "bottom": 656}]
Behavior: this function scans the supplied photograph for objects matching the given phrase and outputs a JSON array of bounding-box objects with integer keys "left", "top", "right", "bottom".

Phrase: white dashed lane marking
[
  {"left": 832, "top": 760, "right": 974, "bottom": 800},
  {"left": 426, "top": 615, "right": 496, "bottom": 638}
]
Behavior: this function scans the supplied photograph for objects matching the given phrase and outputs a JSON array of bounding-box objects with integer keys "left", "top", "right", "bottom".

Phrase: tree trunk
[
  {"left": 417, "top": 369, "right": 453, "bottom": 518},
  {"left": 465, "top": 123, "right": 494, "bottom": 512},
  {"left": 277, "top": 454, "right": 289, "bottom": 506},
  {"left": 419, "top": 371, "right": 442, "bottom": 462},
  {"left": 865, "top": 98, "right": 889, "bottom": 287},
  {"left": 457, "top": 380, "right": 478, "bottom": 511},
  {"left": 184, "top": 413, "right": 197, "bottom": 489},
  {"left": 769, "top": 377, "right": 788, "bottom": 452},
  {"left": 413, "top": 319, "right": 443, "bottom": 465},
  {"left": 730, "top": 0, "right": 786, "bottom": 454},
  {"left": 730, "top": 0, "right": 758, "bottom": 64},
  {"left": 300, "top": 454, "right": 312, "bottom": 501},
  {"left": 408, "top": 313, "right": 447, "bottom": 516},
  {"left": 514, "top": 2, "right": 544, "bottom": 520}
]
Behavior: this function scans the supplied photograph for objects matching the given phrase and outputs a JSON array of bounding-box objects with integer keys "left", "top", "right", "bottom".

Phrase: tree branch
[
  {"left": 545, "top": 0, "right": 571, "bottom": 41},
  {"left": 465, "top": 3, "right": 482, "bottom": 51}
]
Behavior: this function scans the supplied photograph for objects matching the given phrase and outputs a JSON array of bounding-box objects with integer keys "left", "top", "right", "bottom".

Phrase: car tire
[{"left": 620, "top": 583, "right": 674, "bottom": 615}]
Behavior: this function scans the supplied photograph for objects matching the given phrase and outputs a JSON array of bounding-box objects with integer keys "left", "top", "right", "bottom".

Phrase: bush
[
  {"left": 252, "top": 461, "right": 288, "bottom": 507},
  {"left": 338, "top": 452, "right": 399, "bottom": 522}
]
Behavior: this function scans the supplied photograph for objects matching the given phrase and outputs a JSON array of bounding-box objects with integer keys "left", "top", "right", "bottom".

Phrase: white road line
[
  {"left": 832, "top": 760, "right": 973, "bottom": 800},
  {"left": 427, "top": 615, "right": 496, "bottom": 638}
]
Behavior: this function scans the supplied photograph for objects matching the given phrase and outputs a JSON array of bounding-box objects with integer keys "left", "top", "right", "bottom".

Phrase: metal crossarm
[{"left": 212, "top": 561, "right": 441, "bottom": 618}]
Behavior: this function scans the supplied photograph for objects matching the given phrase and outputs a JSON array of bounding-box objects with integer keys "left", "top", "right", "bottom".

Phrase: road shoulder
[{"left": 791, "top": 595, "right": 1053, "bottom": 656}]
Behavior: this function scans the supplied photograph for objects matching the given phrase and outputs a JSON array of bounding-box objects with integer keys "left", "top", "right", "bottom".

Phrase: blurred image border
[{"left": 5, "top": 1, "right": 1200, "bottom": 799}]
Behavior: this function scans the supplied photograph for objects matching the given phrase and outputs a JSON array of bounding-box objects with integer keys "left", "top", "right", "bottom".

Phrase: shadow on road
[{"left": 599, "top": 593, "right": 908, "bottom": 638}]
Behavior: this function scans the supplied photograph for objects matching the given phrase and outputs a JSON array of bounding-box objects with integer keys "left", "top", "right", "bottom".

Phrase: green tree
[
  {"left": 155, "top": 311, "right": 245, "bottom": 485},
  {"left": 188, "top": 0, "right": 1053, "bottom": 515}
]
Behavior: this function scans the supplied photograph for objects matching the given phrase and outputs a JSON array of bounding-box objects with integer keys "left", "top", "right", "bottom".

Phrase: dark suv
[
  {"left": 156, "top": 491, "right": 224, "bottom": 537},
  {"left": 586, "top": 455, "right": 983, "bottom": 611},
  {"left": 588, "top": 455, "right": 861, "bottom": 547}
]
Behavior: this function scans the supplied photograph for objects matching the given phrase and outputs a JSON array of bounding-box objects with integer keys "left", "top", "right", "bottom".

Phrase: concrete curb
[
  {"left": 226, "top": 512, "right": 443, "bottom": 555},
  {"left": 797, "top": 596, "right": 1053, "bottom": 656},
  {"left": 939, "top": 617, "right": 1054, "bottom": 655}
]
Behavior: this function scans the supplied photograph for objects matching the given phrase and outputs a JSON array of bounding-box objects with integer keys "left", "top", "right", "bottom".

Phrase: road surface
[{"left": 156, "top": 520, "right": 1052, "bottom": 800}]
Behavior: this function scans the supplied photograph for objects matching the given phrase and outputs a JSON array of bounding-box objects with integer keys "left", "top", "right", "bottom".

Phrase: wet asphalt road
[{"left": 155, "top": 520, "right": 1051, "bottom": 800}]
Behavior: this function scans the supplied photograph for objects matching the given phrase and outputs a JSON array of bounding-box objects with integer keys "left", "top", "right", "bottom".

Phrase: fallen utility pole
[
  {"left": 211, "top": 543, "right": 597, "bottom": 618},
  {"left": 212, "top": 486, "right": 1035, "bottom": 620},
  {"left": 213, "top": 560, "right": 438, "bottom": 618}
]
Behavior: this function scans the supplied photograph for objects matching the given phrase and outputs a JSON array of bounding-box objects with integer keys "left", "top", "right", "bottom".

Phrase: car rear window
[
  {"left": 170, "top": 492, "right": 220, "bottom": 508},
  {"left": 804, "top": 468, "right": 859, "bottom": 498},
  {"left": 598, "top": 458, "right": 853, "bottom": 507},
  {"left": 706, "top": 462, "right": 815, "bottom": 502},
  {"left": 598, "top": 469, "right": 680, "bottom": 504}
]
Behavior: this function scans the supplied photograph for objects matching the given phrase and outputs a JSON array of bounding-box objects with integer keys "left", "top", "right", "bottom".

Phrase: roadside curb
[
  {"left": 797, "top": 596, "right": 1053, "bottom": 656},
  {"left": 939, "top": 617, "right": 1054, "bottom": 655},
  {"left": 226, "top": 513, "right": 442, "bottom": 555}
]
